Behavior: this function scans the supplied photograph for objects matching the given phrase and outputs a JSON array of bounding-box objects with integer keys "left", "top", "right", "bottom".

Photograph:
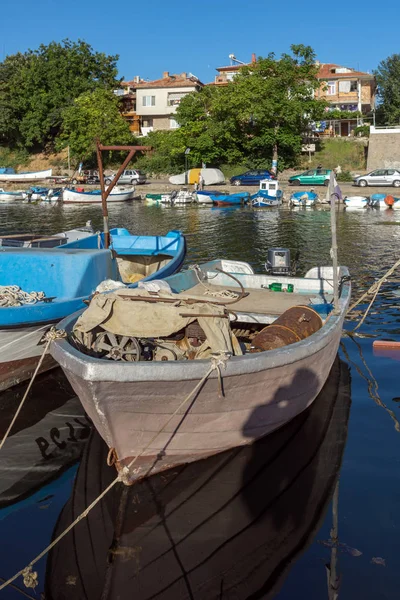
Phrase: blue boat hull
[
  {"left": 0, "top": 228, "right": 185, "bottom": 391},
  {"left": 212, "top": 192, "right": 249, "bottom": 206}
]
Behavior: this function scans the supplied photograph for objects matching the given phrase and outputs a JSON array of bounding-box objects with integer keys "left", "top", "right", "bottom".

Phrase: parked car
[
  {"left": 105, "top": 169, "right": 146, "bottom": 185},
  {"left": 288, "top": 168, "right": 331, "bottom": 186},
  {"left": 71, "top": 170, "right": 100, "bottom": 185},
  {"left": 230, "top": 170, "right": 276, "bottom": 186},
  {"left": 353, "top": 169, "right": 400, "bottom": 188}
]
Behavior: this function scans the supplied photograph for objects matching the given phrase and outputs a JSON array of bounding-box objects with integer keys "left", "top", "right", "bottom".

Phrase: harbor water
[{"left": 0, "top": 201, "right": 399, "bottom": 599}]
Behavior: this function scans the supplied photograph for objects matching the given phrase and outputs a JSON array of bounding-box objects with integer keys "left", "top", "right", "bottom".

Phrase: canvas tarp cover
[
  {"left": 169, "top": 168, "right": 225, "bottom": 186},
  {"left": 73, "top": 289, "right": 240, "bottom": 357}
]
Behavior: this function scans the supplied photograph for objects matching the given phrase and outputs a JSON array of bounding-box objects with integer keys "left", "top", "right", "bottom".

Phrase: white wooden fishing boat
[
  {"left": 51, "top": 256, "right": 351, "bottom": 485},
  {"left": 0, "top": 188, "right": 27, "bottom": 202},
  {"left": 45, "top": 358, "right": 350, "bottom": 600},
  {"left": 0, "top": 168, "right": 52, "bottom": 182},
  {"left": 62, "top": 186, "right": 136, "bottom": 204}
]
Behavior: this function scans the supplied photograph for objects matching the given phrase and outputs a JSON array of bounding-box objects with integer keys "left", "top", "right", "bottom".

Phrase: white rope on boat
[
  {"left": 0, "top": 328, "right": 66, "bottom": 452},
  {"left": 0, "top": 286, "right": 46, "bottom": 307},
  {"left": 192, "top": 265, "right": 240, "bottom": 300},
  {"left": 0, "top": 351, "right": 230, "bottom": 592}
]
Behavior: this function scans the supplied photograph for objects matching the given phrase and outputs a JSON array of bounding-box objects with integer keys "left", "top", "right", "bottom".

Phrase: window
[
  {"left": 142, "top": 118, "right": 153, "bottom": 128},
  {"left": 350, "top": 81, "right": 358, "bottom": 92},
  {"left": 142, "top": 95, "right": 155, "bottom": 107},
  {"left": 167, "top": 92, "right": 188, "bottom": 106},
  {"left": 327, "top": 81, "right": 336, "bottom": 95},
  {"left": 169, "top": 118, "right": 179, "bottom": 129}
]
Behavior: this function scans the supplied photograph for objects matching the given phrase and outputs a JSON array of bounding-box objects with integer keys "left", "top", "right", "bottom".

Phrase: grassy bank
[{"left": 299, "top": 138, "right": 367, "bottom": 172}]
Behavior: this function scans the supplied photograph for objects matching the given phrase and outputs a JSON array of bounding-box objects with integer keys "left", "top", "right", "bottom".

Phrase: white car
[
  {"left": 105, "top": 169, "right": 146, "bottom": 185},
  {"left": 353, "top": 169, "right": 400, "bottom": 187}
]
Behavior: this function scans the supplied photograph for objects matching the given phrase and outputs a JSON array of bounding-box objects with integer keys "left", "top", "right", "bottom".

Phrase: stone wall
[{"left": 367, "top": 129, "right": 400, "bottom": 171}]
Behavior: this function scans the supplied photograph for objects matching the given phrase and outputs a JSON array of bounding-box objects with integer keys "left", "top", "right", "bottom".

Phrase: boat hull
[
  {"left": 62, "top": 187, "right": 135, "bottom": 203},
  {"left": 0, "top": 325, "right": 56, "bottom": 392},
  {"left": 0, "top": 169, "right": 52, "bottom": 182},
  {"left": 52, "top": 296, "right": 348, "bottom": 484}
]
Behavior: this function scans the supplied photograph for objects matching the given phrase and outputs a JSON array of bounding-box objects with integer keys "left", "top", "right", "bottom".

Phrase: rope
[
  {"left": 346, "top": 257, "right": 400, "bottom": 331},
  {"left": 0, "top": 327, "right": 66, "bottom": 452},
  {"left": 0, "top": 285, "right": 46, "bottom": 307},
  {"left": 0, "top": 323, "right": 50, "bottom": 356},
  {"left": 193, "top": 265, "right": 240, "bottom": 300},
  {"left": 0, "top": 352, "right": 229, "bottom": 593}
]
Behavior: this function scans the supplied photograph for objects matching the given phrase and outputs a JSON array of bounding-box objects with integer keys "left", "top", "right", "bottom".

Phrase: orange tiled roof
[
  {"left": 125, "top": 76, "right": 203, "bottom": 89},
  {"left": 317, "top": 63, "right": 374, "bottom": 79}
]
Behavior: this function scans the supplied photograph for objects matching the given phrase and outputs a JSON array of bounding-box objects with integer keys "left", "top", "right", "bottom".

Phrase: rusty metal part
[{"left": 250, "top": 305, "right": 323, "bottom": 352}]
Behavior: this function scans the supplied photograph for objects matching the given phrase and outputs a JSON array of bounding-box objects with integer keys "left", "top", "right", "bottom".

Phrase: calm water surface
[{"left": 0, "top": 202, "right": 399, "bottom": 599}]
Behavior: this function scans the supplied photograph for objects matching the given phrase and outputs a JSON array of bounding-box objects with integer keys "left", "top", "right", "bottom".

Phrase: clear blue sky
[{"left": 2, "top": 0, "right": 398, "bottom": 83}]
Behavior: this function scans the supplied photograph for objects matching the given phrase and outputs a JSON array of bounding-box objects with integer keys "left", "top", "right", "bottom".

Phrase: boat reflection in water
[
  {"left": 0, "top": 369, "right": 91, "bottom": 516},
  {"left": 46, "top": 358, "right": 351, "bottom": 600}
]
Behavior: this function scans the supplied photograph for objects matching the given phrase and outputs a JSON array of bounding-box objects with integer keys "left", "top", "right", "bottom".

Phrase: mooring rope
[
  {"left": 0, "top": 285, "right": 46, "bottom": 307},
  {"left": 0, "top": 328, "right": 66, "bottom": 452},
  {"left": 347, "top": 257, "right": 400, "bottom": 330},
  {"left": 0, "top": 351, "right": 230, "bottom": 592}
]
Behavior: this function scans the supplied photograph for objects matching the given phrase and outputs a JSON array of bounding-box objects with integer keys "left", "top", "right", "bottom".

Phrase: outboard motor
[{"left": 265, "top": 248, "right": 291, "bottom": 276}]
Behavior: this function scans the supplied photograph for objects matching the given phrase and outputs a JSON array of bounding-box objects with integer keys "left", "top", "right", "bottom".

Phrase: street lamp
[{"left": 184, "top": 147, "right": 191, "bottom": 186}]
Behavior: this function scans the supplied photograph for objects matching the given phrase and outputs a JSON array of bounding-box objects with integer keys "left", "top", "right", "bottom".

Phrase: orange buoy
[{"left": 384, "top": 195, "right": 395, "bottom": 207}]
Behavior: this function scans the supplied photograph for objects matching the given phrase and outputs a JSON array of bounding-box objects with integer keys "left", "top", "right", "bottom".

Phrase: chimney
[
  {"left": 181, "top": 72, "right": 187, "bottom": 79},
  {"left": 251, "top": 53, "right": 256, "bottom": 63},
  {"left": 134, "top": 75, "right": 140, "bottom": 83},
  {"left": 163, "top": 71, "right": 169, "bottom": 79}
]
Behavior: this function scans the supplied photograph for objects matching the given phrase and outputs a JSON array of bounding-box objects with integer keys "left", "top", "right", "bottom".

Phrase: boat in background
[
  {"left": 0, "top": 167, "right": 52, "bottom": 182},
  {"left": 45, "top": 357, "right": 351, "bottom": 600},
  {"left": 370, "top": 193, "right": 400, "bottom": 209},
  {"left": 290, "top": 191, "right": 318, "bottom": 207},
  {"left": 252, "top": 179, "right": 283, "bottom": 207},
  {"left": 62, "top": 186, "right": 136, "bottom": 204},
  {"left": 0, "top": 228, "right": 185, "bottom": 392},
  {"left": 0, "top": 221, "right": 95, "bottom": 248},
  {"left": 51, "top": 257, "right": 351, "bottom": 484},
  {"left": 212, "top": 191, "right": 250, "bottom": 206},
  {"left": 196, "top": 190, "right": 224, "bottom": 204},
  {"left": 343, "top": 196, "right": 369, "bottom": 209},
  {"left": 0, "top": 188, "right": 27, "bottom": 202}
]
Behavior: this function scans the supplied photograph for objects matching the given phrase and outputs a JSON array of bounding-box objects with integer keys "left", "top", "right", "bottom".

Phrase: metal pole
[
  {"left": 185, "top": 154, "right": 188, "bottom": 185},
  {"left": 330, "top": 186, "right": 340, "bottom": 314},
  {"left": 96, "top": 141, "right": 110, "bottom": 249},
  {"left": 67, "top": 146, "right": 71, "bottom": 177}
]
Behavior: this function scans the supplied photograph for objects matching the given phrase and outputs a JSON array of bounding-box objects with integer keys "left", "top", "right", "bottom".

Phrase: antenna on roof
[{"left": 229, "top": 54, "right": 246, "bottom": 66}]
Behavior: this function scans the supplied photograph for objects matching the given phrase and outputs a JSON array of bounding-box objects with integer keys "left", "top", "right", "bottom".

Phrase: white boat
[
  {"left": 343, "top": 196, "right": 369, "bottom": 209},
  {"left": 170, "top": 190, "right": 195, "bottom": 204},
  {"left": 290, "top": 191, "right": 318, "bottom": 207},
  {"left": 51, "top": 258, "right": 351, "bottom": 485},
  {"left": 369, "top": 194, "right": 400, "bottom": 209},
  {"left": 0, "top": 168, "right": 52, "bottom": 182},
  {"left": 62, "top": 186, "right": 136, "bottom": 204},
  {"left": 0, "top": 222, "right": 95, "bottom": 248},
  {"left": 0, "top": 188, "right": 27, "bottom": 203},
  {"left": 252, "top": 179, "right": 283, "bottom": 207}
]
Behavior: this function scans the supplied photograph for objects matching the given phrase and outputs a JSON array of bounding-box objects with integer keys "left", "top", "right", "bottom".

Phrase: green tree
[
  {"left": 142, "top": 45, "right": 327, "bottom": 174},
  {"left": 0, "top": 39, "right": 120, "bottom": 149},
  {"left": 374, "top": 54, "right": 400, "bottom": 124},
  {"left": 57, "top": 88, "right": 134, "bottom": 162}
]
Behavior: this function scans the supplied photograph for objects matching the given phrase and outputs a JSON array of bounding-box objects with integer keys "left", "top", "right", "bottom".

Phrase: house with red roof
[
  {"left": 120, "top": 72, "right": 203, "bottom": 136},
  {"left": 315, "top": 62, "right": 376, "bottom": 136}
]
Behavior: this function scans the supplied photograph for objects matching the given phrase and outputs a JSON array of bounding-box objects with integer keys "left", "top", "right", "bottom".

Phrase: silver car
[
  {"left": 353, "top": 169, "right": 400, "bottom": 188},
  {"left": 105, "top": 169, "right": 146, "bottom": 185}
]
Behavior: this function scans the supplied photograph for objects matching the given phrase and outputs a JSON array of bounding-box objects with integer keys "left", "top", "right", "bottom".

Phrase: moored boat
[
  {"left": 0, "top": 188, "right": 27, "bottom": 202},
  {"left": 196, "top": 190, "right": 224, "bottom": 204},
  {"left": 251, "top": 179, "right": 283, "bottom": 207},
  {"left": 212, "top": 192, "right": 250, "bottom": 206},
  {"left": 0, "top": 221, "right": 95, "bottom": 248},
  {"left": 0, "top": 167, "right": 52, "bottom": 182},
  {"left": 343, "top": 195, "right": 369, "bottom": 209},
  {"left": 290, "top": 191, "right": 318, "bottom": 206},
  {"left": 369, "top": 193, "right": 400, "bottom": 209},
  {"left": 62, "top": 185, "right": 136, "bottom": 204},
  {"left": 50, "top": 258, "right": 351, "bottom": 485},
  {"left": 45, "top": 357, "right": 351, "bottom": 600},
  {"left": 0, "top": 229, "right": 185, "bottom": 392}
]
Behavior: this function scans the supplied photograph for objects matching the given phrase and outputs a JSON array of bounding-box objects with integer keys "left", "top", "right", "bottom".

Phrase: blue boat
[
  {"left": 251, "top": 189, "right": 283, "bottom": 207},
  {"left": 0, "top": 228, "right": 185, "bottom": 392},
  {"left": 290, "top": 191, "right": 318, "bottom": 207},
  {"left": 212, "top": 192, "right": 250, "bottom": 206},
  {"left": 196, "top": 190, "right": 224, "bottom": 204}
]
